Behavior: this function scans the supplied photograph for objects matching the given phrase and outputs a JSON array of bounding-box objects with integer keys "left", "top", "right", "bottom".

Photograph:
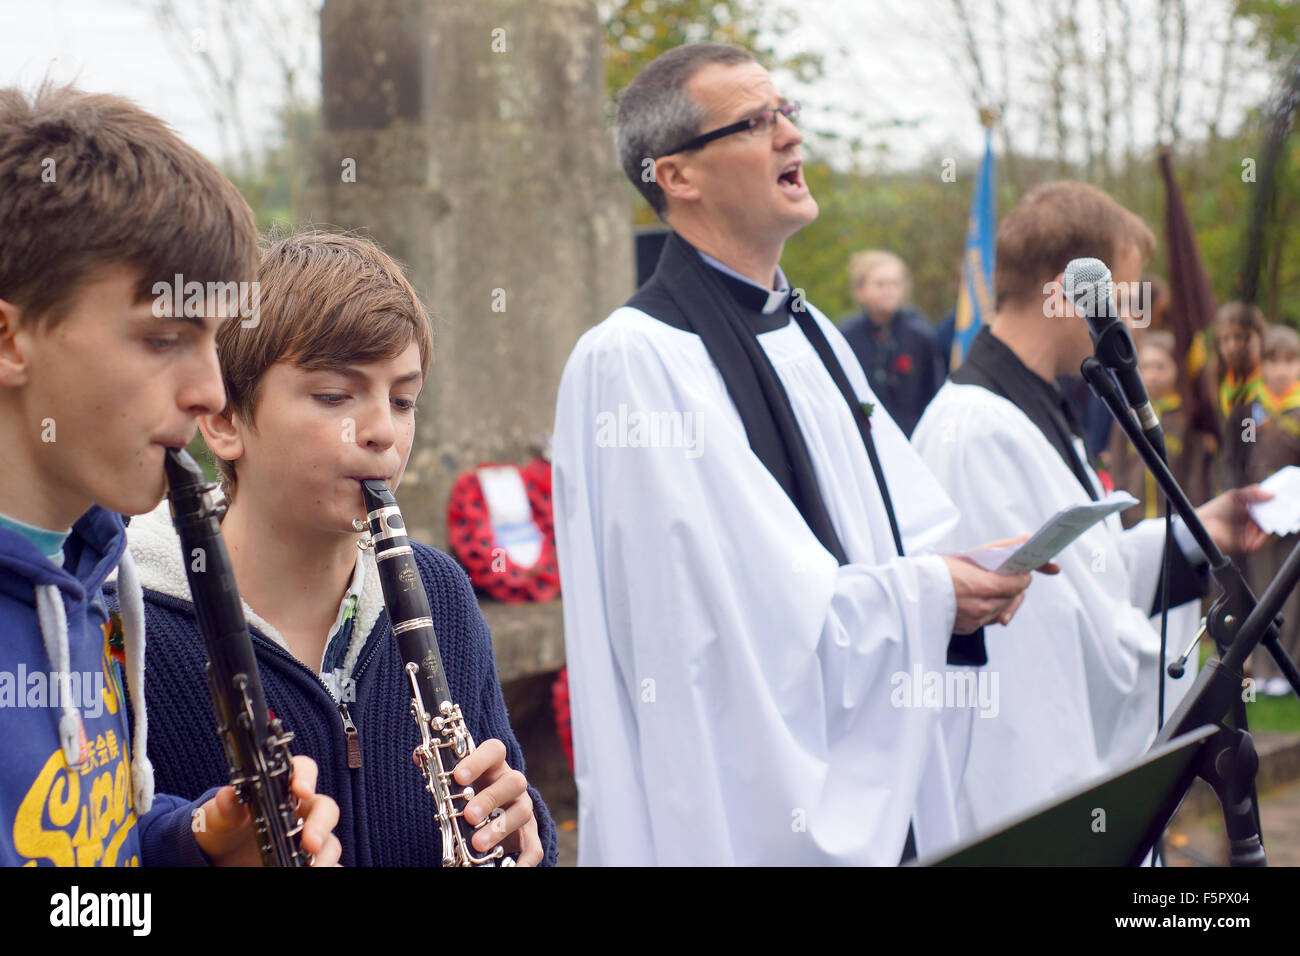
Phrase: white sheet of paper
[
  {"left": 1248, "top": 466, "right": 1300, "bottom": 536},
  {"left": 943, "top": 490, "right": 1140, "bottom": 574}
]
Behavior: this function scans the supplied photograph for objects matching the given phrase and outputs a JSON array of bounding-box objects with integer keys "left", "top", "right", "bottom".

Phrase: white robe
[
  {"left": 911, "top": 381, "right": 1199, "bottom": 839},
  {"left": 553, "top": 303, "right": 975, "bottom": 866}
]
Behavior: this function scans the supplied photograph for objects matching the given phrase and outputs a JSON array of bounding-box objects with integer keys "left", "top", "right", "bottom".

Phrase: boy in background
[
  {"left": 1246, "top": 324, "right": 1300, "bottom": 695},
  {"left": 838, "top": 250, "right": 945, "bottom": 437},
  {"left": 1216, "top": 302, "right": 1267, "bottom": 488},
  {"left": 1104, "top": 330, "right": 1215, "bottom": 527}
]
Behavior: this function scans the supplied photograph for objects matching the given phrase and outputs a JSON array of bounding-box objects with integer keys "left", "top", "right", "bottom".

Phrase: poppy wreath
[{"left": 446, "top": 458, "right": 561, "bottom": 603}]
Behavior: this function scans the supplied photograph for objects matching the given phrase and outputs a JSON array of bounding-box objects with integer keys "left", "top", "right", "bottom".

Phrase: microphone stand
[{"left": 1082, "top": 357, "right": 1300, "bottom": 866}]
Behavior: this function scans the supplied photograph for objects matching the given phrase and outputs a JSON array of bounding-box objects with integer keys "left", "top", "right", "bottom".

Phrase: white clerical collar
[{"left": 698, "top": 251, "right": 792, "bottom": 315}]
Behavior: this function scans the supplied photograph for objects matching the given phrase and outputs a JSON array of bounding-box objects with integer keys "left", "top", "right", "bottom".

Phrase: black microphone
[{"left": 1064, "top": 257, "right": 1167, "bottom": 461}]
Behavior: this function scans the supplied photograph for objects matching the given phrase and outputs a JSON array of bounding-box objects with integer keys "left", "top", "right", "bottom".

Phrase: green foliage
[
  {"left": 782, "top": 159, "right": 970, "bottom": 323},
  {"left": 224, "top": 100, "right": 320, "bottom": 232},
  {"left": 1236, "top": 0, "right": 1300, "bottom": 66},
  {"left": 185, "top": 433, "right": 219, "bottom": 483},
  {"left": 1172, "top": 125, "right": 1300, "bottom": 322},
  {"left": 750, "top": 127, "right": 1298, "bottom": 332},
  {"left": 601, "top": 0, "right": 821, "bottom": 109}
]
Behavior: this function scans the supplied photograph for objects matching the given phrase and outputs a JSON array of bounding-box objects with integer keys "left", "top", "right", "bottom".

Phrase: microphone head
[{"left": 1063, "top": 257, "right": 1116, "bottom": 329}]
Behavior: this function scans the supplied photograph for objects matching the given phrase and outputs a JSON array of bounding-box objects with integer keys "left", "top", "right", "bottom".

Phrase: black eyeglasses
[{"left": 661, "top": 101, "right": 801, "bottom": 157}]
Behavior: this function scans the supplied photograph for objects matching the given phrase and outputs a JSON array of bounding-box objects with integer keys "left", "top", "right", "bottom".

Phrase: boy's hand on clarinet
[
  {"left": 195, "top": 755, "right": 342, "bottom": 867},
  {"left": 452, "top": 738, "right": 544, "bottom": 866}
]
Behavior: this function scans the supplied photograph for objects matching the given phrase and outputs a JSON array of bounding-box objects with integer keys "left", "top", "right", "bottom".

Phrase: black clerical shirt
[{"left": 952, "top": 327, "right": 1099, "bottom": 501}]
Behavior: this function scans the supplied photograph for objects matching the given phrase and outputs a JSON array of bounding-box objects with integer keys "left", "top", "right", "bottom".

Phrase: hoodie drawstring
[
  {"left": 35, "top": 584, "right": 90, "bottom": 769},
  {"left": 33, "top": 552, "right": 156, "bottom": 814},
  {"left": 115, "top": 547, "right": 155, "bottom": 815}
]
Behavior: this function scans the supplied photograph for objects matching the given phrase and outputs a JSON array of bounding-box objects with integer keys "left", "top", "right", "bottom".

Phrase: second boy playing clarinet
[{"left": 112, "top": 230, "right": 555, "bottom": 866}]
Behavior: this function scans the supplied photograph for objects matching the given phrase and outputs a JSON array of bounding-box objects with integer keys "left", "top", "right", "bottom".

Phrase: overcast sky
[
  {"left": 3, "top": 0, "right": 224, "bottom": 154},
  {"left": 0, "top": 0, "right": 1278, "bottom": 172}
]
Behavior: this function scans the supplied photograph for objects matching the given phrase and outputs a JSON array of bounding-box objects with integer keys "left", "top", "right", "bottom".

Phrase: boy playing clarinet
[
  {"left": 0, "top": 84, "right": 340, "bottom": 866},
  {"left": 117, "top": 230, "right": 555, "bottom": 866}
]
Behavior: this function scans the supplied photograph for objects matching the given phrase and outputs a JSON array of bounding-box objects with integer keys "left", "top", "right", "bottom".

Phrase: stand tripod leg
[
  {"left": 1261, "top": 629, "right": 1300, "bottom": 697},
  {"left": 1198, "top": 727, "right": 1267, "bottom": 866}
]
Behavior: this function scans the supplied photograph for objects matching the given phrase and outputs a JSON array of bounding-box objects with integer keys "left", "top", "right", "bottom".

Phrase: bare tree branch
[
  {"left": 1096, "top": 0, "right": 1116, "bottom": 185},
  {"left": 990, "top": 0, "right": 1020, "bottom": 188},
  {"left": 1208, "top": 5, "right": 1240, "bottom": 143},
  {"left": 1156, "top": 0, "right": 1172, "bottom": 144},
  {"left": 1065, "top": 0, "right": 1096, "bottom": 180},
  {"left": 136, "top": 0, "right": 320, "bottom": 186},
  {"left": 1168, "top": 0, "right": 1189, "bottom": 147},
  {"left": 1120, "top": 0, "right": 1138, "bottom": 183}
]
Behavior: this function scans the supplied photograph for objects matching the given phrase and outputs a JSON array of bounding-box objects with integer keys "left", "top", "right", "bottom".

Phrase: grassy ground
[
  {"left": 1242, "top": 692, "right": 1300, "bottom": 732},
  {"left": 1198, "top": 638, "right": 1300, "bottom": 732}
]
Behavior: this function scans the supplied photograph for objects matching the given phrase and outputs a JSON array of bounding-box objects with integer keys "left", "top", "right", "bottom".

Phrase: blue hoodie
[{"left": 0, "top": 506, "right": 211, "bottom": 866}]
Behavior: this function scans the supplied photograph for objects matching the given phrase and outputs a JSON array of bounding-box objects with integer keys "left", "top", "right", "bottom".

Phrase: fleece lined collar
[{"left": 123, "top": 501, "right": 385, "bottom": 692}]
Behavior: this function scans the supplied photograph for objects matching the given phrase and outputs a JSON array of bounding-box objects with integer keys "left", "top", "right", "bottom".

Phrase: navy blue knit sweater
[{"left": 108, "top": 538, "right": 557, "bottom": 867}]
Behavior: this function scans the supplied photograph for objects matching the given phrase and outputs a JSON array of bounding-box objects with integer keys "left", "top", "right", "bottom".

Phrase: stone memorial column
[{"left": 307, "top": 0, "right": 634, "bottom": 680}]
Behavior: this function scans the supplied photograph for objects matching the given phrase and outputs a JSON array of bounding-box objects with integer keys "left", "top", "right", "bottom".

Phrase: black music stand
[
  {"left": 920, "top": 725, "right": 1216, "bottom": 866},
  {"left": 1081, "top": 357, "right": 1300, "bottom": 865}
]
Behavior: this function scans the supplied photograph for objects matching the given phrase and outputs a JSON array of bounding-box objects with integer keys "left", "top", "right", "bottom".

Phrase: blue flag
[{"left": 951, "top": 129, "right": 996, "bottom": 369}]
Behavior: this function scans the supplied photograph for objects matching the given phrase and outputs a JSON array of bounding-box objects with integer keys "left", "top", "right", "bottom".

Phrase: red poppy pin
[
  {"left": 104, "top": 612, "right": 126, "bottom": 667},
  {"left": 893, "top": 353, "right": 914, "bottom": 374}
]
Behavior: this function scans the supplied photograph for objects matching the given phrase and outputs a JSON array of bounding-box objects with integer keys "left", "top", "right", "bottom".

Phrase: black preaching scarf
[
  {"left": 629, "top": 233, "right": 859, "bottom": 564},
  {"left": 952, "top": 327, "right": 1100, "bottom": 502},
  {"left": 628, "top": 232, "right": 986, "bottom": 667}
]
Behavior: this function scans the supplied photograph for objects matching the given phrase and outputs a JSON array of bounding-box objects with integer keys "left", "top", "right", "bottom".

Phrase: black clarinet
[
  {"left": 164, "top": 448, "right": 306, "bottom": 867},
  {"left": 356, "top": 479, "right": 514, "bottom": 866}
]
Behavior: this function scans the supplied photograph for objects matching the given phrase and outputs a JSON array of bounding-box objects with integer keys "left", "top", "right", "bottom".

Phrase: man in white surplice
[
  {"left": 552, "top": 43, "right": 1053, "bottom": 866},
  {"left": 912, "top": 182, "right": 1271, "bottom": 840}
]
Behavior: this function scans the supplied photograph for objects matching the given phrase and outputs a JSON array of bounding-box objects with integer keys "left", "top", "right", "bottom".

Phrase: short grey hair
[{"left": 615, "top": 43, "right": 756, "bottom": 217}]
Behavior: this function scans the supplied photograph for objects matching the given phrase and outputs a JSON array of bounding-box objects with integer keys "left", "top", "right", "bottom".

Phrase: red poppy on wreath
[
  {"left": 446, "top": 458, "right": 561, "bottom": 603},
  {"left": 893, "top": 353, "right": 914, "bottom": 374},
  {"left": 552, "top": 667, "right": 574, "bottom": 774}
]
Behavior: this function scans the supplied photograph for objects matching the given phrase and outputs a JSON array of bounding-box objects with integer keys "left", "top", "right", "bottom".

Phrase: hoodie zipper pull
[{"left": 339, "top": 703, "right": 362, "bottom": 769}]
